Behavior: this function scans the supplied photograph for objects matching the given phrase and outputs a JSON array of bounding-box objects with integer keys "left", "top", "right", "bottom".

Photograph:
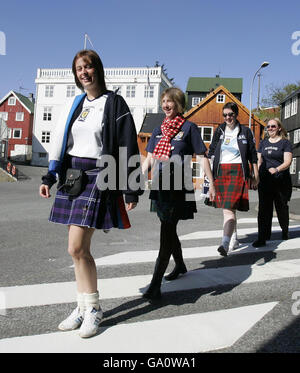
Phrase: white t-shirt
[
  {"left": 67, "top": 95, "right": 107, "bottom": 159},
  {"left": 220, "top": 125, "right": 242, "bottom": 164}
]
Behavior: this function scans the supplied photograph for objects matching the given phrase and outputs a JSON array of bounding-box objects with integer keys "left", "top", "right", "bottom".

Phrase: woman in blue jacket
[
  {"left": 142, "top": 87, "right": 215, "bottom": 301},
  {"left": 39, "top": 50, "right": 142, "bottom": 337},
  {"left": 207, "top": 102, "right": 259, "bottom": 256}
]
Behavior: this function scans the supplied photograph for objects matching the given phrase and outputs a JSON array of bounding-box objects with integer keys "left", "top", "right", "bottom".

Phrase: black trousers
[{"left": 257, "top": 173, "right": 291, "bottom": 241}]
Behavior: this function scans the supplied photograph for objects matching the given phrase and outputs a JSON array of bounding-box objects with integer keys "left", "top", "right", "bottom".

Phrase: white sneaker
[
  {"left": 58, "top": 306, "right": 84, "bottom": 331},
  {"left": 79, "top": 307, "right": 103, "bottom": 338},
  {"left": 229, "top": 239, "right": 239, "bottom": 251}
]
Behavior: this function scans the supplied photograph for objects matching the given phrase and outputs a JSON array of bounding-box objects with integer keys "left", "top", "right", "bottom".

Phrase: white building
[{"left": 32, "top": 66, "right": 173, "bottom": 166}]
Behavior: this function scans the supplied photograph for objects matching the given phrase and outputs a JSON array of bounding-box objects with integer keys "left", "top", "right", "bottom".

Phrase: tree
[{"left": 261, "top": 81, "right": 300, "bottom": 107}]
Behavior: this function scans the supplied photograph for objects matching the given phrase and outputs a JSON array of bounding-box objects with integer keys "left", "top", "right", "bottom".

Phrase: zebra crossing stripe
[
  {"left": 0, "top": 302, "right": 278, "bottom": 353},
  {"left": 179, "top": 225, "right": 300, "bottom": 240},
  {"left": 1, "top": 259, "right": 300, "bottom": 310},
  {"left": 92, "top": 237, "right": 300, "bottom": 266}
]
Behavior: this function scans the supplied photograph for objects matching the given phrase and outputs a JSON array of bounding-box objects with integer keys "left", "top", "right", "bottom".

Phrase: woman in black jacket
[{"left": 207, "top": 102, "right": 259, "bottom": 256}]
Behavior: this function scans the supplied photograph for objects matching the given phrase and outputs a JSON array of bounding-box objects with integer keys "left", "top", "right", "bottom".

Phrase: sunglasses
[
  {"left": 223, "top": 112, "right": 235, "bottom": 117},
  {"left": 267, "top": 125, "right": 278, "bottom": 129}
]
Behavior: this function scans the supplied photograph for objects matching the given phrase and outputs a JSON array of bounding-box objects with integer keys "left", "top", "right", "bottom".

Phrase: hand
[
  {"left": 126, "top": 202, "right": 137, "bottom": 211},
  {"left": 208, "top": 184, "right": 216, "bottom": 201},
  {"left": 249, "top": 176, "right": 259, "bottom": 190},
  {"left": 268, "top": 167, "right": 277, "bottom": 175},
  {"left": 39, "top": 184, "right": 51, "bottom": 198}
]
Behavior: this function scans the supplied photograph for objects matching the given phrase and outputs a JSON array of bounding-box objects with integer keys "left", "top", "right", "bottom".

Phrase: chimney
[{"left": 28, "top": 93, "right": 35, "bottom": 103}]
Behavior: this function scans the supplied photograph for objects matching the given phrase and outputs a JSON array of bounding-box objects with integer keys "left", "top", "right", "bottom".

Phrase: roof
[
  {"left": 139, "top": 113, "right": 165, "bottom": 134},
  {"left": 280, "top": 87, "right": 300, "bottom": 104},
  {"left": 0, "top": 90, "right": 34, "bottom": 113},
  {"left": 184, "top": 85, "right": 266, "bottom": 128},
  {"left": 186, "top": 77, "right": 243, "bottom": 93}
]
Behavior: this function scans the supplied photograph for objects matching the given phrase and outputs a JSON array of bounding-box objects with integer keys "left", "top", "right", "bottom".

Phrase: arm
[
  {"left": 142, "top": 152, "right": 154, "bottom": 174},
  {"left": 268, "top": 152, "right": 293, "bottom": 175},
  {"left": 198, "top": 155, "right": 215, "bottom": 201}
]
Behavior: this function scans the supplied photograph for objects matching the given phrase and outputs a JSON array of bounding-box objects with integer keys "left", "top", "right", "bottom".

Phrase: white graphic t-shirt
[
  {"left": 220, "top": 125, "right": 242, "bottom": 164},
  {"left": 67, "top": 95, "right": 107, "bottom": 159}
]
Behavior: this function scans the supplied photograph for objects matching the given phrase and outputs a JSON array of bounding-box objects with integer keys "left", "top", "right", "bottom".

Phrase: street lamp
[{"left": 249, "top": 61, "right": 270, "bottom": 128}]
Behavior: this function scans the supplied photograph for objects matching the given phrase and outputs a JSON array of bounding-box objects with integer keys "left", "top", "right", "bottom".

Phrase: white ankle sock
[
  {"left": 84, "top": 291, "right": 100, "bottom": 310},
  {"left": 222, "top": 235, "right": 231, "bottom": 249},
  {"left": 77, "top": 292, "right": 85, "bottom": 314}
]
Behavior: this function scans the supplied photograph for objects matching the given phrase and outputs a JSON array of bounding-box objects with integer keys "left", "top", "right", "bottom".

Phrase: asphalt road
[{"left": 0, "top": 165, "right": 300, "bottom": 355}]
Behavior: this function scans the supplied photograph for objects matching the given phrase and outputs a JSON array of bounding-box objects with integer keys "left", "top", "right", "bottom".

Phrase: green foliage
[{"left": 262, "top": 81, "right": 300, "bottom": 107}]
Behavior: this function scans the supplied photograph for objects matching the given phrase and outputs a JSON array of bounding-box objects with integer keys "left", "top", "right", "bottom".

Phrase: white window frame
[
  {"left": 41, "top": 131, "right": 51, "bottom": 143},
  {"left": 144, "top": 85, "right": 154, "bottom": 98},
  {"left": 112, "top": 86, "right": 122, "bottom": 94},
  {"left": 45, "top": 85, "right": 54, "bottom": 97},
  {"left": 66, "top": 85, "right": 76, "bottom": 97},
  {"left": 15, "top": 112, "right": 24, "bottom": 121},
  {"left": 12, "top": 128, "right": 22, "bottom": 139},
  {"left": 290, "top": 157, "right": 297, "bottom": 174},
  {"left": 199, "top": 126, "right": 214, "bottom": 142},
  {"left": 192, "top": 97, "right": 201, "bottom": 107},
  {"left": 294, "top": 129, "right": 300, "bottom": 144},
  {"left": 126, "top": 85, "right": 136, "bottom": 98},
  {"left": 8, "top": 97, "right": 16, "bottom": 105},
  {"left": 0, "top": 112, "right": 8, "bottom": 121},
  {"left": 43, "top": 107, "right": 52, "bottom": 121},
  {"left": 216, "top": 94, "right": 225, "bottom": 103},
  {"left": 291, "top": 96, "right": 298, "bottom": 116},
  {"left": 284, "top": 99, "right": 291, "bottom": 119}
]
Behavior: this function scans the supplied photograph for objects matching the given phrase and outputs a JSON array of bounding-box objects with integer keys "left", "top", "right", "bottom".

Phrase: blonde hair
[
  {"left": 160, "top": 87, "right": 186, "bottom": 114},
  {"left": 267, "top": 118, "right": 288, "bottom": 139}
]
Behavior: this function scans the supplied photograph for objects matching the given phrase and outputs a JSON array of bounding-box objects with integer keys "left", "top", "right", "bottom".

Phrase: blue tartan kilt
[{"left": 49, "top": 156, "right": 130, "bottom": 229}]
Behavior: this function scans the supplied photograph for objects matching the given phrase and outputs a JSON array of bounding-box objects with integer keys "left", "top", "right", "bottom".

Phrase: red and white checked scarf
[{"left": 152, "top": 115, "right": 185, "bottom": 161}]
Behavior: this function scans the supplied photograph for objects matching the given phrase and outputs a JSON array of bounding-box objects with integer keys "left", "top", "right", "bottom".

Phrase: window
[
  {"left": 291, "top": 96, "right": 298, "bottom": 116},
  {"left": 8, "top": 97, "right": 16, "bottom": 105},
  {"left": 39, "top": 152, "right": 47, "bottom": 158},
  {"left": 13, "top": 129, "right": 22, "bottom": 139},
  {"left": 199, "top": 126, "right": 213, "bottom": 142},
  {"left": 144, "top": 85, "right": 154, "bottom": 98},
  {"left": 192, "top": 162, "right": 201, "bottom": 178},
  {"left": 294, "top": 129, "right": 300, "bottom": 144},
  {"left": 126, "top": 85, "right": 136, "bottom": 98},
  {"left": 290, "top": 158, "right": 296, "bottom": 174},
  {"left": 43, "top": 107, "right": 52, "bottom": 121},
  {"left": 113, "top": 86, "right": 122, "bottom": 94},
  {"left": 41, "top": 131, "right": 50, "bottom": 143},
  {"left": 284, "top": 99, "right": 291, "bottom": 119},
  {"left": 0, "top": 112, "right": 8, "bottom": 121},
  {"left": 15, "top": 112, "right": 24, "bottom": 121},
  {"left": 45, "top": 85, "right": 54, "bottom": 97},
  {"left": 66, "top": 85, "right": 76, "bottom": 97},
  {"left": 216, "top": 94, "right": 225, "bottom": 103},
  {"left": 192, "top": 97, "right": 201, "bottom": 107}
]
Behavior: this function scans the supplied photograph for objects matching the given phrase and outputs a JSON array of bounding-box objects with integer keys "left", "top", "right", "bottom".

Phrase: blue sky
[{"left": 0, "top": 0, "right": 299, "bottom": 108}]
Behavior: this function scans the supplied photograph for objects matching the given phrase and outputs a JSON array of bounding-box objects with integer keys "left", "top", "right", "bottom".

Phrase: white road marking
[
  {"left": 91, "top": 237, "right": 300, "bottom": 266},
  {"left": 1, "top": 259, "right": 299, "bottom": 310},
  {"left": 0, "top": 302, "right": 278, "bottom": 353},
  {"left": 179, "top": 225, "right": 300, "bottom": 240}
]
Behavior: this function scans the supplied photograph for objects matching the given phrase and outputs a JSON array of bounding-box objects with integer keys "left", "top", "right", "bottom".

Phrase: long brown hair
[{"left": 72, "top": 49, "right": 106, "bottom": 91}]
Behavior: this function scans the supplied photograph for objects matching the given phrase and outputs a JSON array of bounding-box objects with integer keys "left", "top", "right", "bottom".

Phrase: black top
[{"left": 258, "top": 138, "right": 292, "bottom": 170}]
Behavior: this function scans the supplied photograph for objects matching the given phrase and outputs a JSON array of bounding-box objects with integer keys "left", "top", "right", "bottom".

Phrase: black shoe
[
  {"left": 282, "top": 232, "right": 289, "bottom": 240},
  {"left": 217, "top": 245, "right": 228, "bottom": 257},
  {"left": 164, "top": 263, "right": 187, "bottom": 281},
  {"left": 252, "top": 240, "right": 266, "bottom": 247},
  {"left": 142, "top": 287, "right": 161, "bottom": 301}
]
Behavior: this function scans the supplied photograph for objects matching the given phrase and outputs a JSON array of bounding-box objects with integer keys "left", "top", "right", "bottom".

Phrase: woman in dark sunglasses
[
  {"left": 252, "top": 118, "right": 292, "bottom": 247},
  {"left": 207, "top": 102, "right": 259, "bottom": 256}
]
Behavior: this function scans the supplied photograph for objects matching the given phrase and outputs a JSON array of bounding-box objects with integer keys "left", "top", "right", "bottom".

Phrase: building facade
[
  {"left": 0, "top": 91, "right": 34, "bottom": 161},
  {"left": 281, "top": 88, "right": 300, "bottom": 187},
  {"left": 32, "top": 66, "right": 173, "bottom": 166}
]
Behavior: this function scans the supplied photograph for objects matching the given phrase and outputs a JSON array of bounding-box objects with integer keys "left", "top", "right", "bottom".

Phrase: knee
[{"left": 68, "top": 244, "right": 85, "bottom": 260}]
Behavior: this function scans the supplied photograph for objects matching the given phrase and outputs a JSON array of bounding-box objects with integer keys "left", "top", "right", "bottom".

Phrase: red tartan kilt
[{"left": 214, "top": 164, "right": 249, "bottom": 211}]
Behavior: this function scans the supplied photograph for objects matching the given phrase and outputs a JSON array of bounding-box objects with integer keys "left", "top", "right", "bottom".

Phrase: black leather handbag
[{"left": 58, "top": 168, "right": 85, "bottom": 197}]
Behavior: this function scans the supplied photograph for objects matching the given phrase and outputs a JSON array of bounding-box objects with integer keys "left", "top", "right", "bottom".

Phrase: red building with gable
[{"left": 0, "top": 90, "right": 34, "bottom": 161}]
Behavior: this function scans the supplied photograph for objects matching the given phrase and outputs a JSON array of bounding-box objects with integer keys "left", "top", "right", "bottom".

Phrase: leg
[
  {"left": 218, "top": 209, "right": 236, "bottom": 256},
  {"left": 253, "top": 183, "right": 273, "bottom": 246},
  {"left": 143, "top": 220, "right": 175, "bottom": 300},
  {"left": 274, "top": 192, "right": 289, "bottom": 239},
  {"left": 165, "top": 220, "right": 187, "bottom": 281}
]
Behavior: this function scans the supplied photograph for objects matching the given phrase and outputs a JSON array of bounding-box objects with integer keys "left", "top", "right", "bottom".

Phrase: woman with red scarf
[{"left": 142, "top": 88, "right": 215, "bottom": 301}]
